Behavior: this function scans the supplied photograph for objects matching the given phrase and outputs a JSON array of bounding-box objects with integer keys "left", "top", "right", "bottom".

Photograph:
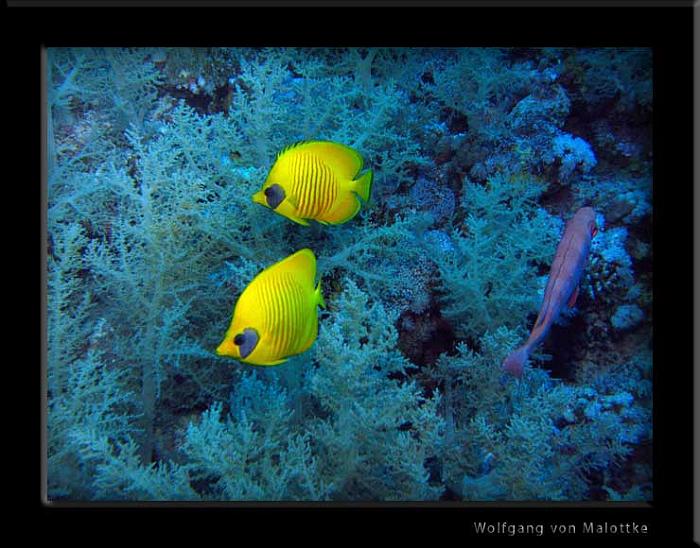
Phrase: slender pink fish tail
[{"left": 501, "top": 345, "right": 530, "bottom": 378}]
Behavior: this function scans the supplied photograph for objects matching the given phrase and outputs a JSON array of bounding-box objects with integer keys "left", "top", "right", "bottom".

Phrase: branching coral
[
  {"left": 436, "top": 173, "right": 563, "bottom": 341},
  {"left": 46, "top": 47, "right": 652, "bottom": 502},
  {"left": 303, "top": 280, "right": 444, "bottom": 500},
  {"left": 434, "top": 328, "right": 651, "bottom": 501},
  {"left": 545, "top": 133, "right": 598, "bottom": 182}
]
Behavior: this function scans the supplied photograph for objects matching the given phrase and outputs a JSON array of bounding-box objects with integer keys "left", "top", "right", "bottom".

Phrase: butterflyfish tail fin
[
  {"left": 315, "top": 280, "right": 326, "bottom": 309},
  {"left": 353, "top": 169, "right": 373, "bottom": 203}
]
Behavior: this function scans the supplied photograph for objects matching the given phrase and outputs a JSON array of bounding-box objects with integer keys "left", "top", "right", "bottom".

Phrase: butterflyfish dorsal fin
[
  {"left": 276, "top": 140, "right": 313, "bottom": 160},
  {"left": 280, "top": 140, "right": 364, "bottom": 179},
  {"left": 270, "top": 248, "right": 316, "bottom": 282}
]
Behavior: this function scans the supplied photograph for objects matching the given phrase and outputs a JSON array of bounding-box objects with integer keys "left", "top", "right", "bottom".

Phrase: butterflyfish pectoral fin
[
  {"left": 275, "top": 200, "right": 309, "bottom": 226},
  {"left": 285, "top": 193, "right": 299, "bottom": 209}
]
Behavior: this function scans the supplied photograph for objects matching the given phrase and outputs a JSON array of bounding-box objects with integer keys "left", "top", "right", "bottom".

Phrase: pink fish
[{"left": 502, "top": 207, "right": 598, "bottom": 378}]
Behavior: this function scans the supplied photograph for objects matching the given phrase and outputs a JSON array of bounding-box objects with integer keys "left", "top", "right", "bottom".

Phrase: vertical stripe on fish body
[
  {"left": 216, "top": 248, "right": 325, "bottom": 366},
  {"left": 252, "top": 141, "right": 373, "bottom": 226}
]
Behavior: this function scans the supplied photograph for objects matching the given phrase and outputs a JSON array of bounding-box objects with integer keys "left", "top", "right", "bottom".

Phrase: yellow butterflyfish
[
  {"left": 216, "top": 248, "right": 325, "bottom": 366},
  {"left": 252, "top": 140, "right": 373, "bottom": 226}
]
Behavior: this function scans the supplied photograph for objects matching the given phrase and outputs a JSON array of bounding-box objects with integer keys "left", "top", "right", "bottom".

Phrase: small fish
[
  {"left": 216, "top": 248, "right": 325, "bottom": 366},
  {"left": 502, "top": 207, "right": 598, "bottom": 378},
  {"left": 252, "top": 140, "right": 373, "bottom": 226}
]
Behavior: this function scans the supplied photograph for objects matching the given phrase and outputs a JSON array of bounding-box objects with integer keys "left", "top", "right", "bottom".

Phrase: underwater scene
[{"left": 46, "top": 47, "right": 652, "bottom": 502}]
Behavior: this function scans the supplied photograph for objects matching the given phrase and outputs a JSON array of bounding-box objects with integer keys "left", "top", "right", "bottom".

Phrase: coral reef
[{"left": 46, "top": 47, "right": 652, "bottom": 501}]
